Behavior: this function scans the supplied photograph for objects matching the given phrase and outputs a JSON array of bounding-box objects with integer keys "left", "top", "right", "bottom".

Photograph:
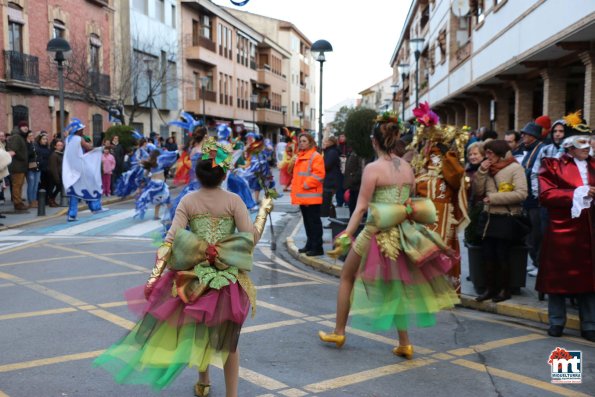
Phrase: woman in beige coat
[{"left": 473, "top": 139, "right": 528, "bottom": 302}]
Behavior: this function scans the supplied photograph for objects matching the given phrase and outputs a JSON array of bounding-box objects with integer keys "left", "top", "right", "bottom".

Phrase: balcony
[
  {"left": 3, "top": 50, "right": 39, "bottom": 88},
  {"left": 184, "top": 87, "right": 217, "bottom": 113},
  {"left": 300, "top": 60, "right": 310, "bottom": 76},
  {"left": 256, "top": 107, "right": 283, "bottom": 126},
  {"left": 300, "top": 86, "right": 310, "bottom": 104},
  {"left": 257, "top": 67, "right": 286, "bottom": 88},
  {"left": 184, "top": 34, "right": 218, "bottom": 66},
  {"left": 88, "top": 71, "right": 110, "bottom": 97}
]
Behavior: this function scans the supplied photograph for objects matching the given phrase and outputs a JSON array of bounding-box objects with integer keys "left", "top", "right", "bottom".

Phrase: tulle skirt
[
  {"left": 93, "top": 271, "right": 250, "bottom": 391},
  {"left": 351, "top": 233, "right": 460, "bottom": 331},
  {"left": 227, "top": 172, "right": 256, "bottom": 209}
]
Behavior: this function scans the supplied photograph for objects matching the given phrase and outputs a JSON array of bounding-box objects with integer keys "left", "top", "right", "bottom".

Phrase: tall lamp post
[
  {"left": 46, "top": 37, "right": 71, "bottom": 137},
  {"left": 390, "top": 83, "right": 399, "bottom": 113},
  {"left": 409, "top": 38, "right": 424, "bottom": 107},
  {"left": 144, "top": 58, "right": 155, "bottom": 136},
  {"left": 311, "top": 39, "right": 333, "bottom": 148},
  {"left": 398, "top": 63, "right": 410, "bottom": 121},
  {"left": 200, "top": 76, "right": 210, "bottom": 126},
  {"left": 250, "top": 93, "right": 258, "bottom": 133}
]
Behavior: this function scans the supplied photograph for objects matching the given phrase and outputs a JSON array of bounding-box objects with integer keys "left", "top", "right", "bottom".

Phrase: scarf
[{"left": 489, "top": 156, "right": 516, "bottom": 176}]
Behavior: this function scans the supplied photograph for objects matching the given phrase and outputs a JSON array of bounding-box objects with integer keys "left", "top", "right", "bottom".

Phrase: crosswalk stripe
[
  {"left": 47, "top": 210, "right": 135, "bottom": 236},
  {"left": 31, "top": 209, "right": 126, "bottom": 235},
  {"left": 116, "top": 219, "right": 163, "bottom": 237}
]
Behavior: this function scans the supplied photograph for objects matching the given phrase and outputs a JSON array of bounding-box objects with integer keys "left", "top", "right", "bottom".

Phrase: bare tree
[{"left": 44, "top": 34, "right": 183, "bottom": 126}]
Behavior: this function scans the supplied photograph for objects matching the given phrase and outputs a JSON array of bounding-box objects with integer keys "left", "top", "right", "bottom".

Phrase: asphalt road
[{"left": 0, "top": 199, "right": 593, "bottom": 397}]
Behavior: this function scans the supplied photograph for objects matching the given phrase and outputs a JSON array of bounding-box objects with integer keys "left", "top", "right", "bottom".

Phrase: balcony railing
[
  {"left": 89, "top": 71, "right": 110, "bottom": 96},
  {"left": 199, "top": 36, "right": 216, "bottom": 52},
  {"left": 4, "top": 50, "right": 39, "bottom": 86}
]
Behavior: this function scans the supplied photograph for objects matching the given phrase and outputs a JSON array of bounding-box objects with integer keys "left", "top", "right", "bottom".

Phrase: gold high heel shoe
[
  {"left": 392, "top": 345, "right": 414, "bottom": 360},
  {"left": 318, "top": 330, "right": 346, "bottom": 348},
  {"left": 194, "top": 382, "right": 210, "bottom": 397}
]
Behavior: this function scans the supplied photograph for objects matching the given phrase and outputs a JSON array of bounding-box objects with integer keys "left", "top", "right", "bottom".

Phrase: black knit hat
[{"left": 520, "top": 122, "right": 542, "bottom": 139}]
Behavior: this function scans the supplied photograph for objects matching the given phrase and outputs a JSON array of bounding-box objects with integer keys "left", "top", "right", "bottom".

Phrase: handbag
[{"left": 28, "top": 161, "right": 38, "bottom": 169}]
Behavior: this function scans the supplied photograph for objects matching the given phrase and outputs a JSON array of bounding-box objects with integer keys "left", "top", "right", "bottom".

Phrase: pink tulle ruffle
[
  {"left": 360, "top": 235, "right": 456, "bottom": 284},
  {"left": 125, "top": 271, "right": 250, "bottom": 328}
]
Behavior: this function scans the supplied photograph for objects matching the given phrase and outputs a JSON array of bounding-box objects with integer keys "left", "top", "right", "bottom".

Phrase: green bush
[
  {"left": 344, "top": 108, "right": 377, "bottom": 159},
  {"left": 104, "top": 125, "right": 137, "bottom": 153}
]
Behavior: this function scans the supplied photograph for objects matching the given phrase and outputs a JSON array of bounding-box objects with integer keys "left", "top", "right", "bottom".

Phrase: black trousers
[
  {"left": 300, "top": 204, "right": 323, "bottom": 251},
  {"left": 482, "top": 236, "right": 511, "bottom": 292}
]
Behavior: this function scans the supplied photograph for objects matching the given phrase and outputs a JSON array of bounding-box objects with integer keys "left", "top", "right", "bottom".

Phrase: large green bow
[
  {"left": 368, "top": 198, "right": 452, "bottom": 266},
  {"left": 168, "top": 229, "right": 254, "bottom": 303}
]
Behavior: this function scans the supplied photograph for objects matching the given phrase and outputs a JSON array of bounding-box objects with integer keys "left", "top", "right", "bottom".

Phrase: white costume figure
[{"left": 62, "top": 118, "right": 104, "bottom": 221}]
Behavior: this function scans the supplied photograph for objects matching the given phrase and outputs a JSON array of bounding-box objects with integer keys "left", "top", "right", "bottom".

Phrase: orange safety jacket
[{"left": 291, "top": 147, "right": 325, "bottom": 205}]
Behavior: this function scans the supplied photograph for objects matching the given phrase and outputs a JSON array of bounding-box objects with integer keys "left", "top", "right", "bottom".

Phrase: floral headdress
[
  {"left": 561, "top": 110, "right": 592, "bottom": 149},
  {"left": 201, "top": 137, "right": 233, "bottom": 172},
  {"left": 407, "top": 102, "right": 468, "bottom": 173}
]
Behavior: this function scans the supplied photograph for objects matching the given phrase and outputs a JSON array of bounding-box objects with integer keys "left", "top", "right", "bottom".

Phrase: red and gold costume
[
  {"left": 408, "top": 108, "right": 469, "bottom": 294},
  {"left": 536, "top": 154, "right": 595, "bottom": 294}
]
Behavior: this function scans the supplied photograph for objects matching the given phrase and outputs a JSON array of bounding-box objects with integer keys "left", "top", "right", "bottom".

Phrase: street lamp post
[
  {"left": 311, "top": 39, "right": 333, "bottom": 148},
  {"left": 390, "top": 83, "right": 399, "bottom": 113},
  {"left": 409, "top": 38, "right": 424, "bottom": 107},
  {"left": 251, "top": 93, "right": 258, "bottom": 132},
  {"left": 144, "top": 59, "right": 154, "bottom": 136},
  {"left": 398, "top": 63, "right": 410, "bottom": 121},
  {"left": 200, "top": 76, "right": 209, "bottom": 126},
  {"left": 46, "top": 37, "right": 71, "bottom": 136}
]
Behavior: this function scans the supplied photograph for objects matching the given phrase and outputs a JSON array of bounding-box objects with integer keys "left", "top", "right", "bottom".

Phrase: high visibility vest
[{"left": 291, "top": 147, "right": 325, "bottom": 205}]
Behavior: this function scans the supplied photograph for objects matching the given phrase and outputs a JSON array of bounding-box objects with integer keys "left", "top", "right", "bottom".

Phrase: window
[
  {"left": 192, "top": 19, "right": 200, "bottom": 46},
  {"left": 171, "top": 4, "right": 176, "bottom": 27},
  {"left": 92, "top": 114, "right": 103, "bottom": 145},
  {"left": 12, "top": 105, "right": 28, "bottom": 128},
  {"left": 475, "top": 0, "right": 485, "bottom": 24},
  {"left": 53, "top": 19, "right": 65, "bottom": 39},
  {"left": 7, "top": 3, "right": 24, "bottom": 53},
  {"left": 89, "top": 34, "right": 101, "bottom": 72},
  {"left": 227, "top": 29, "right": 232, "bottom": 59},
  {"left": 133, "top": 0, "right": 146, "bottom": 13},
  {"left": 201, "top": 15, "right": 212, "bottom": 40},
  {"left": 155, "top": 0, "right": 164, "bottom": 22},
  {"left": 218, "top": 24, "right": 223, "bottom": 54}
]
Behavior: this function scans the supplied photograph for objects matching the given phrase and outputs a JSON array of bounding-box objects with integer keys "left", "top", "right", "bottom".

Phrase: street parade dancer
[
  {"left": 223, "top": 126, "right": 257, "bottom": 211},
  {"left": 114, "top": 132, "right": 149, "bottom": 198},
  {"left": 319, "top": 114, "right": 460, "bottom": 359},
  {"left": 407, "top": 103, "right": 470, "bottom": 294},
  {"left": 61, "top": 118, "right": 105, "bottom": 222},
  {"left": 165, "top": 113, "right": 207, "bottom": 225},
  {"left": 134, "top": 147, "right": 178, "bottom": 220},
  {"left": 94, "top": 137, "right": 274, "bottom": 397},
  {"left": 236, "top": 133, "right": 275, "bottom": 205}
]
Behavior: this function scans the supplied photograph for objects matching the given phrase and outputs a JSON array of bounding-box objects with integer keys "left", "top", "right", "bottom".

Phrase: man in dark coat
[
  {"left": 321, "top": 136, "right": 341, "bottom": 226},
  {"left": 6, "top": 121, "right": 30, "bottom": 211},
  {"left": 537, "top": 117, "right": 595, "bottom": 342}
]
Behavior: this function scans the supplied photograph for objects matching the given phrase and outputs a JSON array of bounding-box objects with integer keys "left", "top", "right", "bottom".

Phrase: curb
[
  {"left": 285, "top": 223, "right": 581, "bottom": 331},
  {"left": 0, "top": 195, "right": 135, "bottom": 231}
]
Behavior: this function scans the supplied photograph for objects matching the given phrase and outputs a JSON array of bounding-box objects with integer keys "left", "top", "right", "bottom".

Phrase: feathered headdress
[
  {"left": 169, "top": 111, "right": 203, "bottom": 133},
  {"left": 201, "top": 137, "right": 233, "bottom": 172},
  {"left": 561, "top": 110, "right": 592, "bottom": 149},
  {"left": 412, "top": 102, "right": 440, "bottom": 127},
  {"left": 216, "top": 124, "right": 232, "bottom": 142}
]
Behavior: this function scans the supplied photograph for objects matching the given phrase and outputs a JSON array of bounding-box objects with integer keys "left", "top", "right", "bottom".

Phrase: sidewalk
[{"left": 286, "top": 205, "right": 581, "bottom": 331}]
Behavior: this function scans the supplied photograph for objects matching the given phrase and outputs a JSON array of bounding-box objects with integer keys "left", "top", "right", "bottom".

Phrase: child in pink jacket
[{"left": 101, "top": 147, "right": 116, "bottom": 196}]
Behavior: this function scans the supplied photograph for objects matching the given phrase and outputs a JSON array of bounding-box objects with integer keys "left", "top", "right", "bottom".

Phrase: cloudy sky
[{"left": 212, "top": 0, "right": 410, "bottom": 110}]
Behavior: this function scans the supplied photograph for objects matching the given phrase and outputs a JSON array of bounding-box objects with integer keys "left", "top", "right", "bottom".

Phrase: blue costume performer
[
  {"left": 134, "top": 148, "right": 179, "bottom": 220},
  {"left": 235, "top": 134, "right": 275, "bottom": 204},
  {"left": 61, "top": 118, "right": 104, "bottom": 222},
  {"left": 114, "top": 132, "right": 149, "bottom": 198}
]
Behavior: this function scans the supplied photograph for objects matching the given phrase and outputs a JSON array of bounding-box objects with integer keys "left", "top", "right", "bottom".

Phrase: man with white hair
[{"left": 536, "top": 112, "right": 595, "bottom": 342}]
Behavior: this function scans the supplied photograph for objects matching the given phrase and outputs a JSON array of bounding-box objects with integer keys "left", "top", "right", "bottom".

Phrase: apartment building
[
  {"left": 390, "top": 0, "right": 595, "bottom": 133},
  {"left": 225, "top": 8, "right": 317, "bottom": 133},
  {"left": 359, "top": 76, "right": 395, "bottom": 113},
  {"left": 180, "top": 0, "right": 290, "bottom": 142},
  {"left": 1, "top": 0, "right": 113, "bottom": 141},
  {"left": 121, "top": 0, "right": 180, "bottom": 138}
]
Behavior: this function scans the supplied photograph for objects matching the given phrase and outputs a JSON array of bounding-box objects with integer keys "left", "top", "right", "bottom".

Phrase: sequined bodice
[
  {"left": 371, "top": 185, "right": 411, "bottom": 205},
  {"left": 188, "top": 214, "right": 235, "bottom": 244}
]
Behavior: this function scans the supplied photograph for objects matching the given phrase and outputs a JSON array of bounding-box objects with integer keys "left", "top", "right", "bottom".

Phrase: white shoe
[{"left": 528, "top": 268, "right": 538, "bottom": 277}]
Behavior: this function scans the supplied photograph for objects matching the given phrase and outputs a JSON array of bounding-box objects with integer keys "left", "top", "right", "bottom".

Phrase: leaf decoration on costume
[
  {"left": 412, "top": 101, "right": 440, "bottom": 127},
  {"left": 201, "top": 137, "right": 233, "bottom": 172},
  {"left": 194, "top": 265, "right": 238, "bottom": 290}
]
